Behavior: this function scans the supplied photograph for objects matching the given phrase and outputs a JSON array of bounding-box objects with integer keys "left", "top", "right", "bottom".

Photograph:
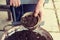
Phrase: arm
[{"left": 34, "top": 0, "right": 45, "bottom": 17}]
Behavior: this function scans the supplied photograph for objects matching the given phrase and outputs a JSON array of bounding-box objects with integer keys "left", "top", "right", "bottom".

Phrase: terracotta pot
[
  {"left": 1, "top": 26, "right": 53, "bottom": 40},
  {"left": 21, "top": 12, "right": 41, "bottom": 30}
]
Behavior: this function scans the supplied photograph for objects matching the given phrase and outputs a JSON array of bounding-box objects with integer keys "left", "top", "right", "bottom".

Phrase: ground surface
[{"left": 0, "top": 0, "right": 60, "bottom": 40}]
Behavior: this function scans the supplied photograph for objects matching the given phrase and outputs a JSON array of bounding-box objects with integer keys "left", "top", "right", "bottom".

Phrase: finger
[
  {"left": 38, "top": 13, "right": 41, "bottom": 20},
  {"left": 10, "top": 0, "right": 13, "bottom": 6},
  {"left": 15, "top": 0, "right": 19, "bottom": 7},
  {"left": 18, "top": 0, "right": 21, "bottom": 6},
  {"left": 34, "top": 10, "right": 39, "bottom": 17},
  {"left": 13, "top": 3, "right": 16, "bottom": 7},
  {"left": 38, "top": 12, "right": 41, "bottom": 17},
  {"left": 34, "top": 12, "right": 39, "bottom": 17},
  {"left": 13, "top": 0, "right": 16, "bottom": 7},
  {"left": 15, "top": 0, "right": 21, "bottom": 7}
]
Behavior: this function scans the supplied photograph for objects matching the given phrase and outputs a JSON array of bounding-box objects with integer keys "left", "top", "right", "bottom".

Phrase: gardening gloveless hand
[
  {"left": 10, "top": 0, "right": 21, "bottom": 7},
  {"left": 34, "top": 0, "right": 44, "bottom": 17}
]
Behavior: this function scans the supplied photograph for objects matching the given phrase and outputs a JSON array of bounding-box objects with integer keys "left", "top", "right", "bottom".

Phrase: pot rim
[
  {"left": 1, "top": 26, "right": 53, "bottom": 40},
  {"left": 21, "top": 12, "right": 41, "bottom": 29}
]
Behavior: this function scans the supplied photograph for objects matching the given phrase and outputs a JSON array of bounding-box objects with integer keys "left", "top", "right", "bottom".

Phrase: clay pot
[
  {"left": 1, "top": 26, "right": 53, "bottom": 40},
  {"left": 21, "top": 12, "right": 41, "bottom": 30}
]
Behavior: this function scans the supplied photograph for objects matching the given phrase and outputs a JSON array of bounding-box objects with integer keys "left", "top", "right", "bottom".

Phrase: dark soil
[
  {"left": 20, "top": 15, "right": 38, "bottom": 27},
  {"left": 5, "top": 30, "right": 47, "bottom": 40}
]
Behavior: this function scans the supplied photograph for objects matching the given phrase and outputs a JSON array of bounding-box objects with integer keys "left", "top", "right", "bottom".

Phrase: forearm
[
  {"left": 34, "top": 0, "right": 45, "bottom": 17},
  {"left": 35, "top": 0, "right": 45, "bottom": 10},
  {"left": 37, "top": 0, "right": 45, "bottom": 7}
]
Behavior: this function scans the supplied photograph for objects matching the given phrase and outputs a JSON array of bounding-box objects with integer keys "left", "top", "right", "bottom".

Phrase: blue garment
[{"left": 10, "top": 4, "right": 36, "bottom": 25}]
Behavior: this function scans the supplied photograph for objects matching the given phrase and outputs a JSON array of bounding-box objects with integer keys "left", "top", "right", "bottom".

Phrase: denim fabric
[{"left": 10, "top": 4, "right": 36, "bottom": 25}]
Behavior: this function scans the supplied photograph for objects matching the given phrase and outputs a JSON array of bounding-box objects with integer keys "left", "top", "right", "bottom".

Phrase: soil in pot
[
  {"left": 20, "top": 15, "right": 38, "bottom": 27},
  {"left": 5, "top": 30, "right": 47, "bottom": 40}
]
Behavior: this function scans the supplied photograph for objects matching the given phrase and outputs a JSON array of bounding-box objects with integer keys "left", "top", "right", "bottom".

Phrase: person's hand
[
  {"left": 34, "top": 5, "right": 43, "bottom": 17},
  {"left": 34, "top": 0, "right": 44, "bottom": 17},
  {"left": 10, "top": 0, "right": 21, "bottom": 7}
]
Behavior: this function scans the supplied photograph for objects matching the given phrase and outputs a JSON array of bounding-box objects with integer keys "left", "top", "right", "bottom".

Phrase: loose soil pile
[
  {"left": 21, "top": 15, "right": 38, "bottom": 27},
  {"left": 5, "top": 30, "right": 47, "bottom": 40}
]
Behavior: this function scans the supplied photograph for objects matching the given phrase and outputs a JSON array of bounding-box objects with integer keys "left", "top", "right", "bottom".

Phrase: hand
[
  {"left": 10, "top": 0, "right": 21, "bottom": 7},
  {"left": 34, "top": 5, "right": 43, "bottom": 17},
  {"left": 34, "top": 0, "right": 44, "bottom": 17}
]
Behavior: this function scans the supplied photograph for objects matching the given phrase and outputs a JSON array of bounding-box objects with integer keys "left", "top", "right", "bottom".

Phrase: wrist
[{"left": 37, "top": 0, "right": 44, "bottom": 6}]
